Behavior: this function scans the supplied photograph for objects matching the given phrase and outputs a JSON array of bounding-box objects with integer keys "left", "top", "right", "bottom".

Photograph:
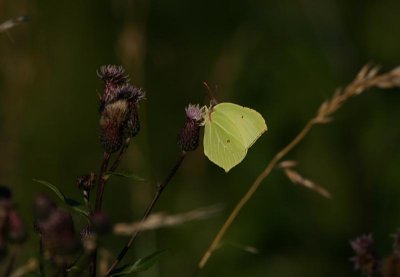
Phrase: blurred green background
[{"left": 1, "top": 0, "right": 400, "bottom": 276}]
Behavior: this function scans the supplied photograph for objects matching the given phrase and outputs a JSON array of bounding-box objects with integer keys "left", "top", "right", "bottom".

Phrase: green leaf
[
  {"left": 106, "top": 171, "right": 145, "bottom": 182},
  {"left": 33, "top": 179, "right": 89, "bottom": 217},
  {"left": 111, "top": 250, "right": 166, "bottom": 276}
]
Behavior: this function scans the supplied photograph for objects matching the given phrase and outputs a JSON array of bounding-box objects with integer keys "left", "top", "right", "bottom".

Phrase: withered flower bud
[
  {"left": 350, "top": 234, "right": 377, "bottom": 275},
  {"left": 39, "top": 209, "right": 80, "bottom": 256},
  {"left": 6, "top": 210, "right": 27, "bottom": 243},
  {"left": 90, "top": 211, "right": 111, "bottom": 235},
  {"left": 115, "top": 84, "right": 146, "bottom": 139},
  {"left": 97, "top": 65, "right": 129, "bottom": 112},
  {"left": 177, "top": 104, "right": 203, "bottom": 152},
  {"left": 99, "top": 99, "right": 129, "bottom": 153}
]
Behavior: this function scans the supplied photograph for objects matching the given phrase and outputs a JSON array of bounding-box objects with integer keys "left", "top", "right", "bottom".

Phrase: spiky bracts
[
  {"left": 97, "top": 65, "right": 145, "bottom": 153},
  {"left": 177, "top": 104, "right": 203, "bottom": 152}
]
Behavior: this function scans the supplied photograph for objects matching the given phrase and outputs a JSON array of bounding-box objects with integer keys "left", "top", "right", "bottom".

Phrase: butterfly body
[{"left": 203, "top": 102, "right": 267, "bottom": 172}]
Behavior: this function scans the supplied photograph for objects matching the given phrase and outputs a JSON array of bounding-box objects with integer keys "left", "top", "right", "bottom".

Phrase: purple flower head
[
  {"left": 178, "top": 104, "right": 203, "bottom": 152},
  {"left": 185, "top": 104, "right": 203, "bottom": 122},
  {"left": 350, "top": 234, "right": 376, "bottom": 275}
]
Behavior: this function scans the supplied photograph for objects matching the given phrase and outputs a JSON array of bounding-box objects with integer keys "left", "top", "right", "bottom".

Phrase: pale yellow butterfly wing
[
  {"left": 203, "top": 108, "right": 247, "bottom": 172},
  {"left": 214, "top": 103, "right": 267, "bottom": 148}
]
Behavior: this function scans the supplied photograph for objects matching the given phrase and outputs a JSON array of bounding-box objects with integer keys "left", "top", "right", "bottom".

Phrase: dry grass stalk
[
  {"left": 197, "top": 64, "right": 400, "bottom": 269},
  {"left": 0, "top": 16, "right": 29, "bottom": 33},
  {"left": 278, "top": 160, "right": 331, "bottom": 199},
  {"left": 114, "top": 205, "right": 222, "bottom": 235}
]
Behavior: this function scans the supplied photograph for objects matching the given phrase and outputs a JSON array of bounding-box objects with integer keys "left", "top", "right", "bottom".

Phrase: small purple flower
[
  {"left": 185, "top": 104, "right": 203, "bottom": 122},
  {"left": 178, "top": 104, "right": 203, "bottom": 152},
  {"left": 350, "top": 234, "right": 377, "bottom": 275}
]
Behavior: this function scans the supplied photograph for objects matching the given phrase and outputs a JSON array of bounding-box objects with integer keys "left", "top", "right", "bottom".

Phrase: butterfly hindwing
[{"left": 214, "top": 103, "right": 267, "bottom": 148}]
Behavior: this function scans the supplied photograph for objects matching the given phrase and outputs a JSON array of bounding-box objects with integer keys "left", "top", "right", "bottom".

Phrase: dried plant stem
[
  {"left": 198, "top": 120, "right": 314, "bottom": 269},
  {"left": 109, "top": 139, "right": 131, "bottom": 173},
  {"left": 90, "top": 152, "right": 111, "bottom": 277},
  {"left": 94, "top": 152, "right": 112, "bottom": 211},
  {"left": 106, "top": 151, "right": 187, "bottom": 276},
  {"left": 197, "top": 64, "right": 400, "bottom": 269}
]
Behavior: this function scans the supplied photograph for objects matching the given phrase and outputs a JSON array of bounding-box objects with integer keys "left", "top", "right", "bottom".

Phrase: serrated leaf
[
  {"left": 33, "top": 179, "right": 89, "bottom": 217},
  {"left": 111, "top": 250, "right": 165, "bottom": 276},
  {"left": 106, "top": 171, "right": 145, "bottom": 182}
]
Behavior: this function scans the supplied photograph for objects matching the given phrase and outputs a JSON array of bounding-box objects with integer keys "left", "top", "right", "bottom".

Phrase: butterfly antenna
[{"left": 203, "top": 81, "right": 218, "bottom": 107}]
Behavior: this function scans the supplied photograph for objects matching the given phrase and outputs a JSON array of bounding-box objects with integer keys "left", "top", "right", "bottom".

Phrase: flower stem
[
  {"left": 105, "top": 151, "right": 187, "bottom": 276},
  {"left": 94, "top": 152, "right": 112, "bottom": 212}
]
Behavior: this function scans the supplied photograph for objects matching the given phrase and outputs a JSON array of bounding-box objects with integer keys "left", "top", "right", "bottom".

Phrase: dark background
[{"left": 1, "top": 0, "right": 400, "bottom": 276}]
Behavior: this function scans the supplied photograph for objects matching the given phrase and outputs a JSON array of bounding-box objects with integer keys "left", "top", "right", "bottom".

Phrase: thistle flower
[
  {"left": 350, "top": 234, "right": 377, "bottom": 275},
  {"left": 177, "top": 104, "right": 203, "bottom": 152},
  {"left": 97, "top": 65, "right": 129, "bottom": 110}
]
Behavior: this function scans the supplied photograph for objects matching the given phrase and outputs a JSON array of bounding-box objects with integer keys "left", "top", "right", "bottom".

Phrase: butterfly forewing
[
  {"left": 204, "top": 109, "right": 247, "bottom": 172},
  {"left": 214, "top": 103, "right": 267, "bottom": 149}
]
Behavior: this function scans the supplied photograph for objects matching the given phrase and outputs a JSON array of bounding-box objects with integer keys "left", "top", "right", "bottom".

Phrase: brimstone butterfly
[{"left": 203, "top": 102, "right": 267, "bottom": 172}]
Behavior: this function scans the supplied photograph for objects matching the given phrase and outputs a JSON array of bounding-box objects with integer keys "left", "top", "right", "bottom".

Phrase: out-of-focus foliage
[{"left": 1, "top": 0, "right": 400, "bottom": 276}]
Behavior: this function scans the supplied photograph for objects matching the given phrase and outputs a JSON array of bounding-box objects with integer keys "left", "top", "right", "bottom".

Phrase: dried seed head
[
  {"left": 350, "top": 234, "right": 377, "bottom": 275},
  {"left": 99, "top": 100, "right": 129, "bottom": 153},
  {"left": 115, "top": 83, "right": 146, "bottom": 103},
  {"left": 177, "top": 104, "right": 203, "bottom": 152},
  {"left": 116, "top": 84, "right": 146, "bottom": 139},
  {"left": 97, "top": 65, "right": 129, "bottom": 112}
]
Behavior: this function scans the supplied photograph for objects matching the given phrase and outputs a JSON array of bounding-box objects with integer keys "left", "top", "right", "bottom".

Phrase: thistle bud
[
  {"left": 39, "top": 209, "right": 80, "bottom": 256},
  {"left": 97, "top": 65, "right": 129, "bottom": 112},
  {"left": 115, "top": 84, "right": 146, "bottom": 139},
  {"left": 177, "top": 104, "right": 203, "bottom": 152},
  {"left": 99, "top": 99, "right": 129, "bottom": 153},
  {"left": 350, "top": 234, "right": 377, "bottom": 275}
]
